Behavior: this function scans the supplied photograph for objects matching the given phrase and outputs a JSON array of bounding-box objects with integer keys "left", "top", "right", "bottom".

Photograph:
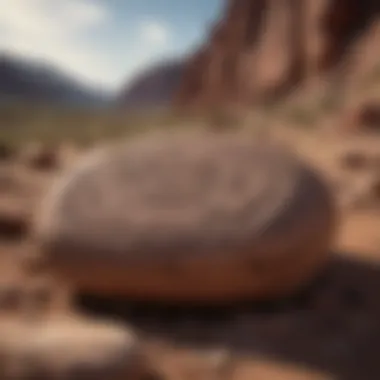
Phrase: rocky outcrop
[{"left": 175, "top": 0, "right": 380, "bottom": 110}]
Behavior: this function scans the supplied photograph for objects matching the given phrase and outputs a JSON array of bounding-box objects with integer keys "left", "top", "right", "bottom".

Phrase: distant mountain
[
  {"left": 118, "top": 59, "right": 185, "bottom": 109},
  {"left": 0, "top": 53, "right": 110, "bottom": 107}
]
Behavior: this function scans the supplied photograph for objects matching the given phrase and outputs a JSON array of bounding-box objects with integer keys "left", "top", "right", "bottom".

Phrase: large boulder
[{"left": 35, "top": 131, "right": 336, "bottom": 303}]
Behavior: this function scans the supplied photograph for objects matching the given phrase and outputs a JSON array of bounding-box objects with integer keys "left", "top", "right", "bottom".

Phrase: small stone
[
  {"left": 21, "top": 143, "right": 60, "bottom": 171},
  {"left": 339, "top": 151, "right": 369, "bottom": 171},
  {"left": 0, "top": 283, "right": 24, "bottom": 312},
  {"left": 356, "top": 103, "right": 380, "bottom": 131},
  {"left": 0, "top": 209, "right": 29, "bottom": 240}
]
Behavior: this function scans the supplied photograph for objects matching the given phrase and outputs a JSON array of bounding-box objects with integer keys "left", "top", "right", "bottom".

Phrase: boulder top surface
[{"left": 36, "top": 131, "right": 326, "bottom": 263}]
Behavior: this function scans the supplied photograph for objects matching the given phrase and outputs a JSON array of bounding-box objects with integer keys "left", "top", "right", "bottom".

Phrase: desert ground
[{"left": 0, "top": 121, "right": 379, "bottom": 380}]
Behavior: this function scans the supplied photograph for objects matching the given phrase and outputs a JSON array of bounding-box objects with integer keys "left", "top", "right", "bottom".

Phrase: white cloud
[
  {"left": 139, "top": 20, "right": 170, "bottom": 46},
  {"left": 0, "top": 1, "right": 177, "bottom": 90},
  {"left": 0, "top": 0, "right": 112, "bottom": 87},
  {"left": 57, "top": 0, "right": 109, "bottom": 30}
]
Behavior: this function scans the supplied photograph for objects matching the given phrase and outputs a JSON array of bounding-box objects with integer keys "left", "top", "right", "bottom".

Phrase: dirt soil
[{"left": 1, "top": 129, "right": 380, "bottom": 380}]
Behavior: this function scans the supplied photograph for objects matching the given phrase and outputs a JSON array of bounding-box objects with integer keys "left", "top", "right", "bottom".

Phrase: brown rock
[
  {"left": 175, "top": 0, "right": 380, "bottom": 110},
  {"left": 0, "top": 282, "right": 24, "bottom": 312},
  {"left": 21, "top": 143, "right": 61, "bottom": 171},
  {"left": 35, "top": 131, "right": 336, "bottom": 303},
  {"left": 0, "top": 278, "right": 55, "bottom": 319},
  {"left": 368, "top": 176, "right": 380, "bottom": 202},
  {"left": 0, "top": 209, "right": 29, "bottom": 241},
  {"left": 358, "top": 103, "right": 380, "bottom": 130},
  {"left": 339, "top": 150, "right": 370, "bottom": 171},
  {"left": 340, "top": 102, "right": 380, "bottom": 134}
]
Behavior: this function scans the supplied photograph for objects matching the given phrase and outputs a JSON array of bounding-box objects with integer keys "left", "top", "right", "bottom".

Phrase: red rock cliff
[{"left": 174, "top": 0, "right": 380, "bottom": 110}]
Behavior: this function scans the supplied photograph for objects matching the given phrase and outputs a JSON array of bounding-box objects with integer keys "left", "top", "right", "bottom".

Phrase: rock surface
[
  {"left": 36, "top": 131, "right": 336, "bottom": 303},
  {"left": 175, "top": 0, "right": 380, "bottom": 109},
  {"left": 0, "top": 315, "right": 144, "bottom": 379}
]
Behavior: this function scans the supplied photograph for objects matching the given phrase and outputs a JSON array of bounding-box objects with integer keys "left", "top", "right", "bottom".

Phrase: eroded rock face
[
  {"left": 175, "top": 0, "right": 380, "bottom": 109},
  {"left": 35, "top": 131, "right": 336, "bottom": 303}
]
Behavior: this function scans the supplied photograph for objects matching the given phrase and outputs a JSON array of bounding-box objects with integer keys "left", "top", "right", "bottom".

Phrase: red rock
[{"left": 175, "top": 0, "right": 380, "bottom": 110}]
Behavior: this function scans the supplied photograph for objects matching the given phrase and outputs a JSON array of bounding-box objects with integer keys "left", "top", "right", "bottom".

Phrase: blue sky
[{"left": 0, "top": 0, "right": 223, "bottom": 92}]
